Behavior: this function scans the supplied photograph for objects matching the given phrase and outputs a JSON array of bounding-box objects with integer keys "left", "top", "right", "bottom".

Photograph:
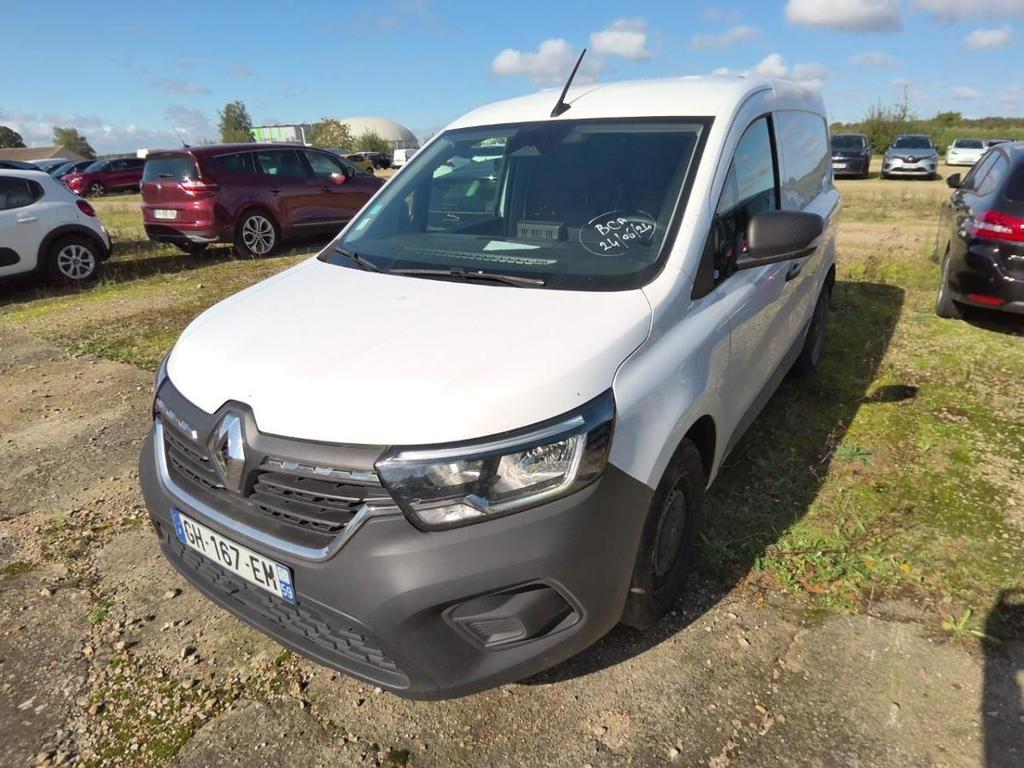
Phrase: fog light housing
[{"left": 447, "top": 584, "right": 578, "bottom": 648}]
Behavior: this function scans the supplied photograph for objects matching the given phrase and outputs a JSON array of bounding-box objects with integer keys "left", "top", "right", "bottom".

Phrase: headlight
[{"left": 376, "top": 391, "right": 614, "bottom": 530}]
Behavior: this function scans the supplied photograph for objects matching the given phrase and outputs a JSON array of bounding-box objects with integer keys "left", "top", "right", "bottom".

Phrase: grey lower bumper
[{"left": 140, "top": 430, "right": 652, "bottom": 699}]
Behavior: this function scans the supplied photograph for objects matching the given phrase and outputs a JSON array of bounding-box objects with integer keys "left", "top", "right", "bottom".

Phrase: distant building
[
  {"left": 252, "top": 124, "right": 314, "bottom": 145},
  {"left": 0, "top": 144, "right": 87, "bottom": 162},
  {"left": 340, "top": 117, "right": 419, "bottom": 150}
]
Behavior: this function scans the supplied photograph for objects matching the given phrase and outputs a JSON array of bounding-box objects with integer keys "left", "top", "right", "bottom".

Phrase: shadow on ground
[
  {"left": 983, "top": 589, "right": 1024, "bottom": 768},
  {"left": 527, "top": 280, "right": 905, "bottom": 685},
  {"left": 0, "top": 236, "right": 328, "bottom": 310}
]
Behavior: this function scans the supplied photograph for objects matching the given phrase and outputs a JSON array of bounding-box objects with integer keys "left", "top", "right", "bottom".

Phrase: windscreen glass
[
  {"left": 893, "top": 137, "right": 931, "bottom": 149},
  {"left": 831, "top": 135, "right": 865, "bottom": 150},
  {"left": 331, "top": 119, "right": 707, "bottom": 290},
  {"left": 142, "top": 155, "right": 198, "bottom": 182}
]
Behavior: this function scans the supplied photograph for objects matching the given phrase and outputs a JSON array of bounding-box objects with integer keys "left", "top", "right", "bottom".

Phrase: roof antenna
[
  {"left": 171, "top": 126, "right": 190, "bottom": 148},
  {"left": 551, "top": 48, "right": 587, "bottom": 118}
]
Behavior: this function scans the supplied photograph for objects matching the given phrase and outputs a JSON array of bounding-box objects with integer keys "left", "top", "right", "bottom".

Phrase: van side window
[
  {"left": 693, "top": 117, "right": 777, "bottom": 297},
  {"left": 775, "top": 111, "right": 830, "bottom": 210},
  {"left": 255, "top": 150, "right": 309, "bottom": 179},
  {"left": 216, "top": 152, "right": 256, "bottom": 175}
]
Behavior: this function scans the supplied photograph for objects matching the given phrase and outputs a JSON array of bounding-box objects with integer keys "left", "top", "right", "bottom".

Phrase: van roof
[{"left": 447, "top": 75, "right": 824, "bottom": 130}]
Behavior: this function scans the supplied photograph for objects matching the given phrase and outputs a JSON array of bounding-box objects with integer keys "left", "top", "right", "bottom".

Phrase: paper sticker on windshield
[{"left": 580, "top": 211, "right": 657, "bottom": 257}]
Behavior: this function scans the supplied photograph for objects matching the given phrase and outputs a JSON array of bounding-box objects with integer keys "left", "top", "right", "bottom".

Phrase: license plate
[
  {"left": 154, "top": 209, "right": 177, "bottom": 220},
  {"left": 171, "top": 509, "right": 296, "bottom": 603},
  {"left": 832, "top": 162, "right": 847, "bottom": 170}
]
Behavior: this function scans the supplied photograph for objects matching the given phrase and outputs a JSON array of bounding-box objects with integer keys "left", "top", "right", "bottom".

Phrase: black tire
[
  {"left": 175, "top": 242, "right": 209, "bottom": 256},
  {"left": 935, "top": 250, "right": 962, "bottom": 319},
  {"left": 234, "top": 210, "right": 280, "bottom": 258},
  {"left": 791, "top": 286, "right": 830, "bottom": 377},
  {"left": 46, "top": 235, "right": 100, "bottom": 284},
  {"left": 620, "top": 440, "right": 705, "bottom": 630},
  {"left": 87, "top": 181, "right": 106, "bottom": 197}
]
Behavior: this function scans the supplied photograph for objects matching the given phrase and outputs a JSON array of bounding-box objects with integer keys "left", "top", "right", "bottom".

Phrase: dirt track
[{"left": 1, "top": 323, "right": 1021, "bottom": 767}]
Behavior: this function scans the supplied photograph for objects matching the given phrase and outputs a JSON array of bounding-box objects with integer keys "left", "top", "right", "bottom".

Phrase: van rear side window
[
  {"left": 776, "top": 111, "right": 830, "bottom": 210},
  {"left": 143, "top": 156, "right": 198, "bottom": 183}
]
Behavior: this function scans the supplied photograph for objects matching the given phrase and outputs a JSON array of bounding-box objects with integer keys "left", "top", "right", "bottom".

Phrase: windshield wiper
[
  {"left": 388, "top": 266, "right": 545, "bottom": 287},
  {"left": 332, "top": 246, "right": 387, "bottom": 273}
]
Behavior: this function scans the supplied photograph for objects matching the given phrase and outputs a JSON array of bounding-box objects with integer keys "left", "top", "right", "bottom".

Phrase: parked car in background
[
  {"left": 65, "top": 157, "right": 146, "bottom": 197},
  {"left": 141, "top": 144, "right": 384, "bottom": 257},
  {"left": 49, "top": 159, "right": 94, "bottom": 179},
  {"left": 343, "top": 153, "right": 376, "bottom": 173},
  {"left": 937, "top": 142, "right": 1024, "bottom": 318},
  {"left": 391, "top": 147, "right": 417, "bottom": 167},
  {"left": 882, "top": 135, "right": 939, "bottom": 180},
  {"left": 0, "top": 170, "right": 112, "bottom": 284},
  {"left": 0, "top": 160, "right": 41, "bottom": 170},
  {"left": 140, "top": 76, "right": 839, "bottom": 699},
  {"left": 361, "top": 151, "right": 392, "bottom": 169},
  {"left": 946, "top": 138, "right": 987, "bottom": 167},
  {"left": 29, "top": 158, "right": 71, "bottom": 174},
  {"left": 987, "top": 138, "right": 1012, "bottom": 147},
  {"left": 830, "top": 133, "right": 872, "bottom": 178}
]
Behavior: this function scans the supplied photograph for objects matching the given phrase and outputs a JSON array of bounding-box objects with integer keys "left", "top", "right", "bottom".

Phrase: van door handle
[
  {"left": 321, "top": 186, "right": 334, "bottom": 193},
  {"left": 17, "top": 216, "right": 38, "bottom": 223},
  {"left": 269, "top": 187, "right": 281, "bottom": 196},
  {"left": 785, "top": 261, "right": 803, "bottom": 282}
]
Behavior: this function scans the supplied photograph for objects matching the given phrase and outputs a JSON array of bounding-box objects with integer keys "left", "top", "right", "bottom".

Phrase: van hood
[{"left": 167, "top": 258, "right": 652, "bottom": 446}]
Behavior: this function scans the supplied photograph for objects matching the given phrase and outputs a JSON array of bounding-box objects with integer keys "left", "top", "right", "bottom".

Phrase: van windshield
[{"left": 330, "top": 118, "right": 708, "bottom": 291}]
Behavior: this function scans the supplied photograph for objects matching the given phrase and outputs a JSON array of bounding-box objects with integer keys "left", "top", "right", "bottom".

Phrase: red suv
[
  {"left": 140, "top": 144, "right": 384, "bottom": 256},
  {"left": 65, "top": 157, "right": 146, "bottom": 197}
]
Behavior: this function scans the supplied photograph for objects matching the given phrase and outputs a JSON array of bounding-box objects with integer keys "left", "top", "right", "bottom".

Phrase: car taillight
[
  {"left": 967, "top": 211, "right": 1024, "bottom": 243},
  {"left": 76, "top": 199, "right": 96, "bottom": 217},
  {"left": 179, "top": 179, "right": 220, "bottom": 197}
]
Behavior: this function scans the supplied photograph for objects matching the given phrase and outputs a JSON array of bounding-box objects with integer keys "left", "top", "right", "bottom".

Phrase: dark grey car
[{"left": 882, "top": 135, "right": 939, "bottom": 180}]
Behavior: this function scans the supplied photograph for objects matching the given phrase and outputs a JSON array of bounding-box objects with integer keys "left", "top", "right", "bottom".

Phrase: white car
[
  {"left": 0, "top": 170, "right": 112, "bottom": 284},
  {"left": 141, "top": 74, "right": 838, "bottom": 699},
  {"left": 946, "top": 138, "right": 987, "bottom": 167}
]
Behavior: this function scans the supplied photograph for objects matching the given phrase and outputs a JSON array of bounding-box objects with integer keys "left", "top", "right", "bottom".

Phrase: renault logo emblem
[{"left": 209, "top": 413, "right": 246, "bottom": 493}]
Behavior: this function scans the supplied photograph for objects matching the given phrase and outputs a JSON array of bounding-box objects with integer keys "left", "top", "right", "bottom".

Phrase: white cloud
[
  {"left": 952, "top": 86, "right": 981, "bottom": 100},
  {"left": 786, "top": 0, "right": 902, "bottom": 31},
  {"left": 702, "top": 7, "right": 741, "bottom": 21},
  {"left": 912, "top": 0, "right": 1024, "bottom": 20},
  {"left": 691, "top": 24, "right": 759, "bottom": 49},
  {"left": 590, "top": 18, "right": 651, "bottom": 60},
  {"left": 165, "top": 105, "right": 215, "bottom": 138},
  {"left": 850, "top": 50, "right": 899, "bottom": 67},
  {"left": 0, "top": 108, "right": 195, "bottom": 154},
  {"left": 492, "top": 39, "right": 600, "bottom": 85},
  {"left": 493, "top": 19, "right": 650, "bottom": 85},
  {"left": 714, "top": 54, "right": 827, "bottom": 92},
  {"left": 227, "top": 63, "right": 254, "bottom": 77},
  {"left": 152, "top": 77, "right": 210, "bottom": 95},
  {"left": 964, "top": 25, "right": 1013, "bottom": 48},
  {"left": 754, "top": 53, "right": 790, "bottom": 78}
]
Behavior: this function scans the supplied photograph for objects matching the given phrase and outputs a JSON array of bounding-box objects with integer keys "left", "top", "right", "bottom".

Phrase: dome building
[{"left": 340, "top": 117, "right": 419, "bottom": 150}]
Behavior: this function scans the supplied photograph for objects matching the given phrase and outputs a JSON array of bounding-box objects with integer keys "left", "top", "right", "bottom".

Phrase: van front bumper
[{"left": 139, "top": 428, "right": 652, "bottom": 699}]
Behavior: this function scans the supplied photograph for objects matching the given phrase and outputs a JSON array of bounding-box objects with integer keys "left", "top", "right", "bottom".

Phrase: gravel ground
[{"left": 0, "top": 324, "right": 1022, "bottom": 768}]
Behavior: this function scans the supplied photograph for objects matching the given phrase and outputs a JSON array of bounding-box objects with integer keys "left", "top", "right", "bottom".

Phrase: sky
[{"left": 2, "top": 0, "right": 1023, "bottom": 154}]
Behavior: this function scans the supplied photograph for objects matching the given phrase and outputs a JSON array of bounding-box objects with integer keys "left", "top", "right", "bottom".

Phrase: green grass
[{"left": 3, "top": 182, "right": 1023, "bottom": 640}]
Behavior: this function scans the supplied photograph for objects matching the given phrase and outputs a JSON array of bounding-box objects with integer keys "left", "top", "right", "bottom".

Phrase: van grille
[{"left": 161, "top": 419, "right": 392, "bottom": 538}]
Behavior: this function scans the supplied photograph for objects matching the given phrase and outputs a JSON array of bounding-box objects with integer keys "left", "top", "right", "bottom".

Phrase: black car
[
  {"left": 362, "top": 151, "right": 392, "bottom": 169},
  {"left": 830, "top": 133, "right": 872, "bottom": 178},
  {"left": 0, "top": 160, "right": 41, "bottom": 170},
  {"left": 937, "top": 142, "right": 1024, "bottom": 318},
  {"left": 49, "top": 159, "right": 93, "bottom": 179}
]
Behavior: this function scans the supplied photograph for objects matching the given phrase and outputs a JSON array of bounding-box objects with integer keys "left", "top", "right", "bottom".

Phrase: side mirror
[
  {"left": 946, "top": 173, "right": 961, "bottom": 189},
  {"left": 332, "top": 172, "right": 349, "bottom": 185},
  {"left": 736, "top": 211, "right": 824, "bottom": 270}
]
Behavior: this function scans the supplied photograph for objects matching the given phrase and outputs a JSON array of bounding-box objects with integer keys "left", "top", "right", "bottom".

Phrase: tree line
[
  {"left": 0, "top": 100, "right": 395, "bottom": 158},
  {"left": 831, "top": 99, "right": 1024, "bottom": 155}
]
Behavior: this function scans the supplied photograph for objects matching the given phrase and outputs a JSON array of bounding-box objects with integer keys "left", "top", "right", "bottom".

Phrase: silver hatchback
[{"left": 882, "top": 134, "right": 939, "bottom": 179}]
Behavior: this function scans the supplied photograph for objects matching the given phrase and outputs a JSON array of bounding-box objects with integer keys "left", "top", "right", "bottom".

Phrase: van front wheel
[{"left": 620, "top": 440, "right": 705, "bottom": 630}]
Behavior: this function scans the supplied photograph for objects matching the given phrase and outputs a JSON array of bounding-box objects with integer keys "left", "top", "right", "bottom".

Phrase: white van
[
  {"left": 141, "top": 75, "right": 838, "bottom": 699},
  {"left": 391, "top": 146, "right": 417, "bottom": 167}
]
